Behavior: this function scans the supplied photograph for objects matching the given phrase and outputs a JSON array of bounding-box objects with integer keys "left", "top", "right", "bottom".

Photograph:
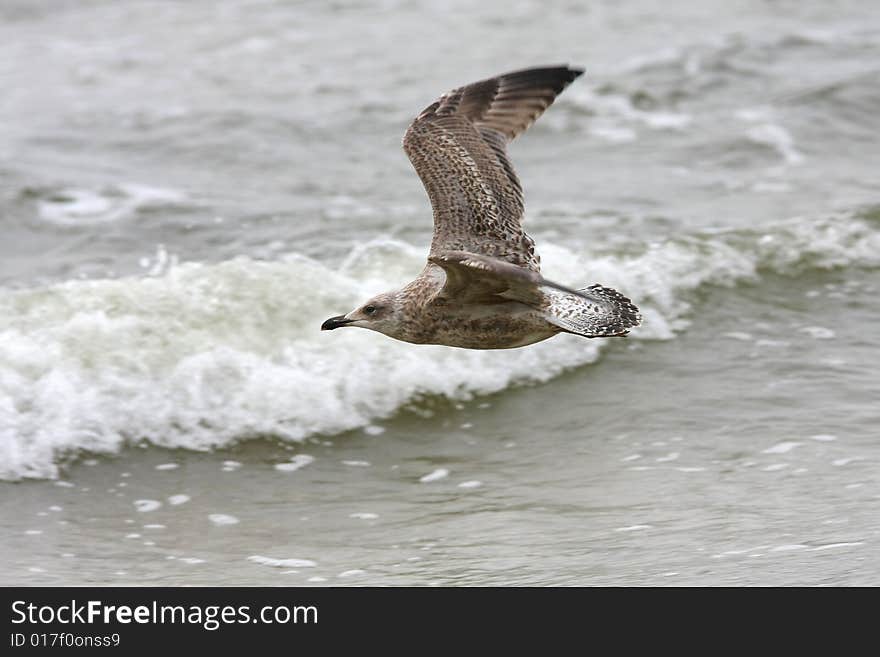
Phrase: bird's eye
[{"left": 364, "top": 305, "right": 377, "bottom": 315}]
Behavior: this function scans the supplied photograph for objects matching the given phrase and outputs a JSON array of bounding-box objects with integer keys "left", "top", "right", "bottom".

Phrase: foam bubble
[
  {"left": 167, "top": 494, "right": 190, "bottom": 505},
  {"left": 208, "top": 513, "right": 239, "bottom": 526},
  {"left": 762, "top": 442, "right": 801, "bottom": 454},
  {"left": 419, "top": 468, "right": 449, "bottom": 483},
  {"left": 274, "top": 454, "right": 315, "bottom": 472},
  {"left": 133, "top": 500, "right": 161, "bottom": 513},
  {"left": 247, "top": 555, "right": 317, "bottom": 568},
  {"left": 799, "top": 326, "right": 835, "bottom": 339}
]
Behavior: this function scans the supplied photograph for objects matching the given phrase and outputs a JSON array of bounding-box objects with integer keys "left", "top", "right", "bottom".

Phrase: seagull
[{"left": 322, "top": 65, "right": 640, "bottom": 349}]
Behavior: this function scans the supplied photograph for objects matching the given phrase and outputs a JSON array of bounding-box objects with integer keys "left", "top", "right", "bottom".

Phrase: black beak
[{"left": 321, "top": 315, "right": 353, "bottom": 331}]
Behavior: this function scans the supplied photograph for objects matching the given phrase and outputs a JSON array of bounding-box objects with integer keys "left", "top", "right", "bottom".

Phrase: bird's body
[
  {"left": 395, "top": 271, "right": 556, "bottom": 349},
  {"left": 322, "top": 65, "right": 641, "bottom": 348}
]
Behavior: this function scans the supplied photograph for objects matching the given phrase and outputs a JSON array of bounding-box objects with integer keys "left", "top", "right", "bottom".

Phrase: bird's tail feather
[{"left": 543, "top": 284, "right": 641, "bottom": 338}]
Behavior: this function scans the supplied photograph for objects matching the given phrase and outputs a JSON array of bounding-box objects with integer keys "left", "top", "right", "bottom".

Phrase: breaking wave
[{"left": 1, "top": 210, "right": 878, "bottom": 479}]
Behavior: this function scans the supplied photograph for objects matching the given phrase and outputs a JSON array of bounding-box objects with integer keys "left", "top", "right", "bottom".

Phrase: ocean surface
[{"left": 2, "top": 0, "right": 879, "bottom": 585}]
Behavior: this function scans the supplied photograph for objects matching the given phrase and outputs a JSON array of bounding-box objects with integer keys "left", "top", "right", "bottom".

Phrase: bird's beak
[{"left": 321, "top": 315, "right": 354, "bottom": 331}]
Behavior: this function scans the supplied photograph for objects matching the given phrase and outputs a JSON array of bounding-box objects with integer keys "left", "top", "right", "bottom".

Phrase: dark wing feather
[
  {"left": 403, "top": 66, "right": 583, "bottom": 274},
  {"left": 430, "top": 251, "right": 642, "bottom": 337},
  {"left": 429, "top": 250, "right": 593, "bottom": 306}
]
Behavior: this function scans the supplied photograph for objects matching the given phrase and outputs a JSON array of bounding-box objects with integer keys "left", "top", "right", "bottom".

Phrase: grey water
[{"left": 1, "top": 0, "right": 879, "bottom": 585}]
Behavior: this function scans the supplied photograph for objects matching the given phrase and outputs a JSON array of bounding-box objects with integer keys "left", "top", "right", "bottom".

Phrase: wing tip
[
  {"left": 504, "top": 64, "right": 585, "bottom": 82},
  {"left": 521, "top": 63, "right": 584, "bottom": 78}
]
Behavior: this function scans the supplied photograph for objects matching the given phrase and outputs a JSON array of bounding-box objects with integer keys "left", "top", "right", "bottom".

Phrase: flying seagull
[{"left": 322, "top": 65, "right": 640, "bottom": 349}]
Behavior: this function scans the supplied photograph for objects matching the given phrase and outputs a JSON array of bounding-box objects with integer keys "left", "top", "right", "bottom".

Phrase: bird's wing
[
  {"left": 403, "top": 66, "right": 583, "bottom": 273},
  {"left": 429, "top": 250, "right": 589, "bottom": 306},
  {"left": 429, "top": 251, "right": 642, "bottom": 336}
]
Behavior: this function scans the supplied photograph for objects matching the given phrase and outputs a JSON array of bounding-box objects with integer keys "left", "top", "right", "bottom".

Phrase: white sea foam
[
  {"left": 1, "top": 214, "right": 878, "bottom": 480},
  {"left": 799, "top": 326, "right": 835, "bottom": 339},
  {"left": 37, "top": 184, "right": 187, "bottom": 226},
  {"left": 771, "top": 544, "right": 808, "bottom": 552},
  {"left": 274, "top": 454, "right": 315, "bottom": 472},
  {"left": 133, "top": 500, "right": 161, "bottom": 513},
  {"left": 419, "top": 468, "right": 449, "bottom": 483},
  {"left": 571, "top": 87, "right": 693, "bottom": 135},
  {"left": 809, "top": 542, "right": 864, "bottom": 551},
  {"left": 745, "top": 124, "right": 804, "bottom": 165},
  {"left": 762, "top": 442, "right": 801, "bottom": 454},
  {"left": 247, "top": 555, "right": 317, "bottom": 568}
]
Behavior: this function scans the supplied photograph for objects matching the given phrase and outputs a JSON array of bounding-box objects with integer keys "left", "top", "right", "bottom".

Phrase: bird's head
[{"left": 321, "top": 292, "right": 403, "bottom": 338}]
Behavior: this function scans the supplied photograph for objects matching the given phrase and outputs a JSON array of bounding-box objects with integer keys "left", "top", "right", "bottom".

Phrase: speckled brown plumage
[
  {"left": 322, "top": 66, "right": 641, "bottom": 349},
  {"left": 403, "top": 66, "right": 582, "bottom": 271}
]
